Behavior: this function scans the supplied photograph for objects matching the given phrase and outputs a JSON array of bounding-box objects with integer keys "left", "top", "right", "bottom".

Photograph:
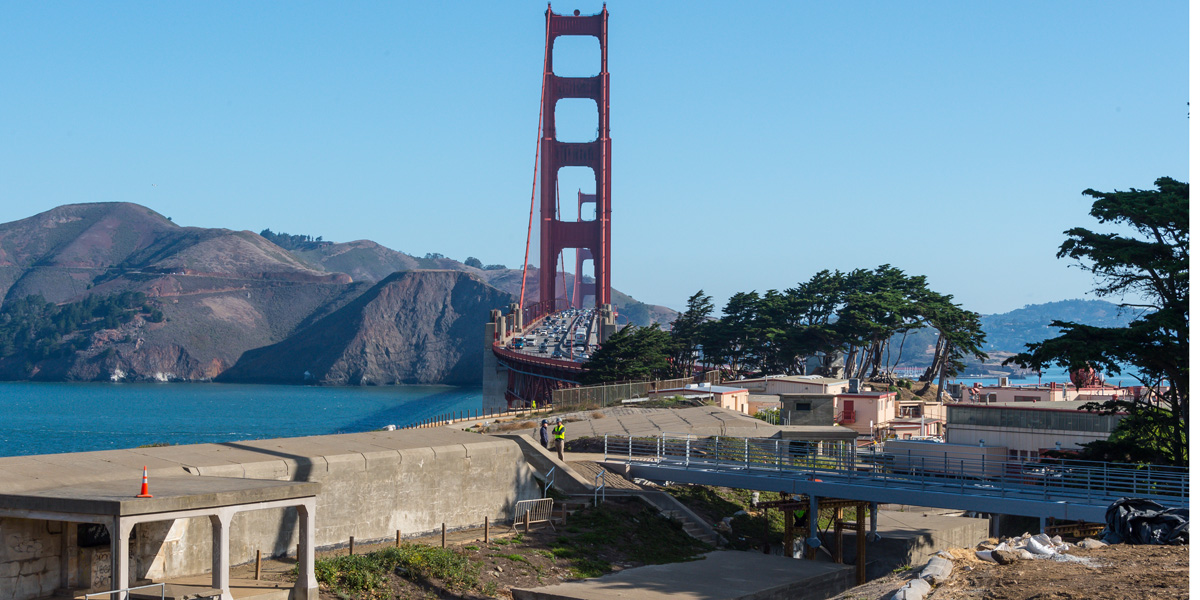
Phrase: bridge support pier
[
  {"left": 1039, "top": 515, "right": 1046, "bottom": 535},
  {"left": 869, "top": 502, "right": 879, "bottom": 542}
]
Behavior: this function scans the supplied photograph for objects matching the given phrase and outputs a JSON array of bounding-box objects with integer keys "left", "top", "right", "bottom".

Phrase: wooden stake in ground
[
  {"left": 834, "top": 508, "right": 844, "bottom": 564},
  {"left": 349, "top": 536, "right": 355, "bottom": 556},
  {"left": 441, "top": 523, "right": 446, "bottom": 548},
  {"left": 254, "top": 550, "right": 261, "bottom": 580},
  {"left": 484, "top": 516, "right": 490, "bottom": 544},
  {"left": 524, "top": 510, "right": 531, "bottom": 533},
  {"left": 396, "top": 529, "right": 401, "bottom": 547}
]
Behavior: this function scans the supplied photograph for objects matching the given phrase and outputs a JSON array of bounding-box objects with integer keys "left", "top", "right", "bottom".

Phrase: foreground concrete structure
[
  {"left": 0, "top": 476, "right": 320, "bottom": 600},
  {"left": 512, "top": 551, "right": 854, "bottom": 600},
  {"left": 0, "top": 428, "right": 538, "bottom": 600}
]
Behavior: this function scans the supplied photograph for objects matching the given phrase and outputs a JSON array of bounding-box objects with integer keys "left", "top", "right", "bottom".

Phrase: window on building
[
  {"left": 793, "top": 402, "right": 811, "bottom": 411},
  {"left": 1013, "top": 395, "right": 1039, "bottom": 402}
]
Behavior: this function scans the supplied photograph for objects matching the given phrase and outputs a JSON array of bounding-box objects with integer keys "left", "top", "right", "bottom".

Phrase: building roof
[
  {"left": 838, "top": 392, "right": 896, "bottom": 399},
  {"left": 774, "top": 425, "right": 859, "bottom": 442},
  {"left": 955, "top": 400, "right": 1112, "bottom": 413},
  {"left": 748, "top": 394, "right": 782, "bottom": 405},
  {"left": 657, "top": 384, "right": 748, "bottom": 394},
  {"left": 769, "top": 376, "right": 849, "bottom": 385}
]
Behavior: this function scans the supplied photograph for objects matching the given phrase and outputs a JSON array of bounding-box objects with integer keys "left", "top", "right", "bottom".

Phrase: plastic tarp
[{"left": 1102, "top": 497, "right": 1189, "bottom": 545}]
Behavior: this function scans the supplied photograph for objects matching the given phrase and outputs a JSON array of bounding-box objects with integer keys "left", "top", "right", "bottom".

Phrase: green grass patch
[{"left": 314, "top": 543, "right": 482, "bottom": 598}]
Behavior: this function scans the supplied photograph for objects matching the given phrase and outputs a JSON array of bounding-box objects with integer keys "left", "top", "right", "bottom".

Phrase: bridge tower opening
[
  {"left": 539, "top": 5, "right": 611, "bottom": 310},
  {"left": 572, "top": 190, "right": 597, "bottom": 308}
]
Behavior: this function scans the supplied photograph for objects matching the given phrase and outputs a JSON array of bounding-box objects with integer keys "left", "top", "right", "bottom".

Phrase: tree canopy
[
  {"left": 664, "top": 266, "right": 984, "bottom": 388},
  {"left": 580, "top": 323, "right": 672, "bottom": 385},
  {"left": 1005, "top": 177, "right": 1188, "bottom": 466}
]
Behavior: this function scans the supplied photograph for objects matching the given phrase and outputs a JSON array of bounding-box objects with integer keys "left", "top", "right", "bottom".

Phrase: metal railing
[
  {"left": 601, "top": 433, "right": 1189, "bottom": 508},
  {"left": 594, "top": 471, "right": 607, "bottom": 506},
  {"left": 85, "top": 583, "right": 166, "bottom": 600},
  {"left": 544, "top": 466, "right": 556, "bottom": 495}
]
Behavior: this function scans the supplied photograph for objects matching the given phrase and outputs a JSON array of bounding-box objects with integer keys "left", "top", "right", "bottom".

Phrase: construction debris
[{"left": 1101, "top": 497, "right": 1189, "bottom": 545}]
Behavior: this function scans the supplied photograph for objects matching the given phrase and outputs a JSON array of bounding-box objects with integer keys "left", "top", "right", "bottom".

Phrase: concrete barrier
[
  {"left": 496, "top": 433, "right": 595, "bottom": 495},
  {"left": 0, "top": 428, "right": 539, "bottom": 600}
]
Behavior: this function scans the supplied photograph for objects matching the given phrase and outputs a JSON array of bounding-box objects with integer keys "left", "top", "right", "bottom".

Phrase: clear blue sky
[{"left": 0, "top": 1, "right": 1188, "bottom": 315}]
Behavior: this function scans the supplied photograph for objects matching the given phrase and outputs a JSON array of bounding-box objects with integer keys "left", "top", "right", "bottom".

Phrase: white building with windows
[{"left": 945, "top": 401, "right": 1124, "bottom": 460}]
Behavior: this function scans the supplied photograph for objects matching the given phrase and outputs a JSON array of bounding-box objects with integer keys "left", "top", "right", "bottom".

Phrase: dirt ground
[{"left": 829, "top": 543, "right": 1189, "bottom": 600}]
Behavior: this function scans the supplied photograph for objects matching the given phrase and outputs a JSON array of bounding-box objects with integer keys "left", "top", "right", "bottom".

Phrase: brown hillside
[{"left": 218, "top": 270, "right": 513, "bottom": 385}]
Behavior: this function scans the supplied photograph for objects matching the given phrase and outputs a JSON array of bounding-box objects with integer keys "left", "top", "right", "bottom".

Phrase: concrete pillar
[
  {"left": 210, "top": 511, "right": 232, "bottom": 600},
  {"left": 869, "top": 502, "right": 880, "bottom": 542},
  {"left": 294, "top": 501, "right": 318, "bottom": 600},
  {"left": 61, "top": 520, "right": 78, "bottom": 590},
  {"left": 109, "top": 517, "right": 131, "bottom": 600},
  {"left": 1039, "top": 516, "right": 1046, "bottom": 535},
  {"left": 510, "top": 303, "right": 523, "bottom": 332}
]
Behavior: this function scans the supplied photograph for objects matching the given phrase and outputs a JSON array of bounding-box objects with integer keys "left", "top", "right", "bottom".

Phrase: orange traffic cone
[{"left": 136, "top": 466, "right": 153, "bottom": 498}]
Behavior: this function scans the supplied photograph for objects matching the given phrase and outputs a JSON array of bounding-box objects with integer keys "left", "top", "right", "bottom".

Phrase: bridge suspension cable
[{"left": 519, "top": 12, "right": 553, "bottom": 312}]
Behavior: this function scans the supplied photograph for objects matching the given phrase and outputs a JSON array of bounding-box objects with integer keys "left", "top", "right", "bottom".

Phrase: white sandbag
[
  {"left": 1025, "top": 536, "right": 1056, "bottom": 556},
  {"left": 920, "top": 556, "right": 953, "bottom": 584},
  {"left": 975, "top": 550, "right": 998, "bottom": 562},
  {"left": 892, "top": 578, "right": 932, "bottom": 600}
]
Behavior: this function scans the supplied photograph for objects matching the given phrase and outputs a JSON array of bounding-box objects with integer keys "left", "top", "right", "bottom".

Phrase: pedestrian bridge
[{"left": 599, "top": 434, "right": 1188, "bottom": 525}]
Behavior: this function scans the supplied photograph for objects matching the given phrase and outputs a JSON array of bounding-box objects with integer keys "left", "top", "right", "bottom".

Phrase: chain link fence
[{"left": 551, "top": 373, "right": 719, "bottom": 413}]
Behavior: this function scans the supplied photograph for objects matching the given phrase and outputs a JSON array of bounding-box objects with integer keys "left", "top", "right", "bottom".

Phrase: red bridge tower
[{"left": 539, "top": 6, "right": 611, "bottom": 309}]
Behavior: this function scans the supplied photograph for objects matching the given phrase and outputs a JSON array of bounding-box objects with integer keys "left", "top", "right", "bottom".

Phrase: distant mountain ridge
[
  {"left": 0, "top": 202, "right": 675, "bottom": 384},
  {"left": 979, "top": 299, "right": 1136, "bottom": 353},
  {"left": 888, "top": 298, "right": 1135, "bottom": 370}
]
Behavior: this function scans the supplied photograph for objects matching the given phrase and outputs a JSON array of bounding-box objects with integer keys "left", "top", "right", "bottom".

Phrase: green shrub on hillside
[{"left": 0, "top": 292, "right": 153, "bottom": 360}]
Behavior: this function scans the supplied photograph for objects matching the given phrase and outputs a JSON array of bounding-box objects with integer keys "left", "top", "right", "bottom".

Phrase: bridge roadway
[
  {"left": 491, "top": 308, "right": 602, "bottom": 407},
  {"left": 599, "top": 434, "right": 1188, "bottom": 525}
]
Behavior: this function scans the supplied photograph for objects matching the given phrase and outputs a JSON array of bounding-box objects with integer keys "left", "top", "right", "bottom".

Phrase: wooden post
[
  {"left": 396, "top": 529, "right": 401, "bottom": 547},
  {"left": 524, "top": 510, "right": 531, "bottom": 533},
  {"left": 484, "top": 516, "right": 490, "bottom": 544},
  {"left": 441, "top": 523, "right": 446, "bottom": 548},
  {"left": 834, "top": 508, "right": 844, "bottom": 564},
  {"left": 349, "top": 536, "right": 354, "bottom": 556},
  {"left": 856, "top": 504, "right": 867, "bottom": 585},
  {"left": 763, "top": 507, "right": 770, "bottom": 554},
  {"left": 254, "top": 550, "right": 261, "bottom": 580}
]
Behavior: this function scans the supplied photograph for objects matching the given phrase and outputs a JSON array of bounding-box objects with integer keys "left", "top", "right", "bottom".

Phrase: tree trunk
[
  {"left": 891, "top": 330, "right": 909, "bottom": 373},
  {"left": 918, "top": 333, "right": 946, "bottom": 395}
]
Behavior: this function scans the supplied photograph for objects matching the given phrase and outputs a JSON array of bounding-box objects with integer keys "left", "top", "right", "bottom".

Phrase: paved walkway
[
  {"left": 511, "top": 551, "right": 853, "bottom": 600},
  {"left": 504, "top": 406, "right": 787, "bottom": 441},
  {"left": 568, "top": 461, "right": 644, "bottom": 491}
]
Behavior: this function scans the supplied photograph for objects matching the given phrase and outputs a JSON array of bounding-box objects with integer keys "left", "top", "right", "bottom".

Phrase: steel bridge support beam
[{"left": 806, "top": 494, "right": 820, "bottom": 560}]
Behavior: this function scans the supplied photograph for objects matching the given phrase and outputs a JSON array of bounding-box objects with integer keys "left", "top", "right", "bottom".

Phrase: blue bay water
[{"left": 0, "top": 382, "right": 482, "bottom": 457}]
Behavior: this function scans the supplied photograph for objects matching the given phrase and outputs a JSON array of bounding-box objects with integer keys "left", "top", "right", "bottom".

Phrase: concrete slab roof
[
  {"left": 0, "top": 476, "right": 319, "bottom": 517},
  {"left": 769, "top": 376, "right": 849, "bottom": 385},
  {"left": 507, "top": 406, "right": 804, "bottom": 441},
  {"left": 958, "top": 400, "right": 1101, "bottom": 412},
  {"left": 0, "top": 427, "right": 505, "bottom": 494},
  {"left": 774, "top": 426, "right": 860, "bottom": 442}
]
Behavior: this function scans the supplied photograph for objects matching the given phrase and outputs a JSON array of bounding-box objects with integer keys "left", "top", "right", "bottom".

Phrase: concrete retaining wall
[
  {"left": 0, "top": 428, "right": 539, "bottom": 599},
  {"left": 840, "top": 510, "right": 988, "bottom": 580}
]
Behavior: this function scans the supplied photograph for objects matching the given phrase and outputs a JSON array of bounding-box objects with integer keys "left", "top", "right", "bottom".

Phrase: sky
[{"left": 0, "top": 1, "right": 1188, "bottom": 316}]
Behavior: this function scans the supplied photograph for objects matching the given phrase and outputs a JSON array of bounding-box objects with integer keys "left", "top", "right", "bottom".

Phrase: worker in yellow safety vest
[{"left": 552, "top": 418, "right": 566, "bottom": 461}]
